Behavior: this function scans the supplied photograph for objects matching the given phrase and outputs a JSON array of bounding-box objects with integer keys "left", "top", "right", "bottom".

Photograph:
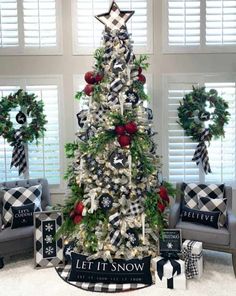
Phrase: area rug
[{"left": 0, "top": 250, "right": 236, "bottom": 296}]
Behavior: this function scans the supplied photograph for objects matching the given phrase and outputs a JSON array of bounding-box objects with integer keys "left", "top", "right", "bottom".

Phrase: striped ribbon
[
  {"left": 192, "top": 128, "right": 212, "bottom": 174},
  {"left": 183, "top": 241, "right": 203, "bottom": 279},
  {"left": 10, "top": 130, "right": 27, "bottom": 176}
]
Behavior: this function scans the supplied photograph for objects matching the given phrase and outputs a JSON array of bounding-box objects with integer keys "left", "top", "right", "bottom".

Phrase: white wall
[{"left": 0, "top": 0, "right": 235, "bottom": 212}]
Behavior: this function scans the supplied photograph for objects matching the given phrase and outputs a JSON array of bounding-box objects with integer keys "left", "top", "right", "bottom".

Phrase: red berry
[
  {"left": 138, "top": 74, "right": 146, "bottom": 85},
  {"left": 84, "top": 84, "right": 94, "bottom": 96},
  {"left": 74, "top": 202, "right": 84, "bottom": 215},
  {"left": 69, "top": 210, "right": 76, "bottom": 219},
  {"left": 159, "top": 186, "right": 170, "bottom": 204},
  {"left": 73, "top": 215, "right": 83, "bottom": 225},
  {"left": 125, "top": 122, "right": 138, "bottom": 134},
  {"left": 94, "top": 73, "right": 104, "bottom": 83},
  {"left": 115, "top": 125, "right": 126, "bottom": 135},
  {"left": 138, "top": 67, "right": 142, "bottom": 75},
  {"left": 118, "top": 135, "right": 131, "bottom": 147},
  {"left": 157, "top": 202, "right": 166, "bottom": 213},
  {"left": 84, "top": 71, "right": 96, "bottom": 84}
]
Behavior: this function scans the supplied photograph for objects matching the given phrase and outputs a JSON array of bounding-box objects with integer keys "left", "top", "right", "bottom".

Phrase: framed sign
[
  {"left": 34, "top": 210, "right": 64, "bottom": 269},
  {"left": 159, "top": 229, "right": 182, "bottom": 253}
]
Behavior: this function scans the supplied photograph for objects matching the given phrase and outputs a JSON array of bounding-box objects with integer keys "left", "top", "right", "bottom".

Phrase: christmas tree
[{"left": 59, "top": 1, "right": 174, "bottom": 262}]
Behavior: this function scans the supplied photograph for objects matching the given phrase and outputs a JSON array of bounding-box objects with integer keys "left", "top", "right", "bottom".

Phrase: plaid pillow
[
  {"left": 1, "top": 184, "right": 42, "bottom": 227},
  {"left": 183, "top": 183, "right": 225, "bottom": 210},
  {"left": 198, "top": 195, "right": 227, "bottom": 227}
]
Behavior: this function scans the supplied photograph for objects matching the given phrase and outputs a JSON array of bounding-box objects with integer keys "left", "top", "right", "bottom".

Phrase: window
[
  {"left": 0, "top": 77, "right": 63, "bottom": 187},
  {"left": 163, "top": 0, "right": 236, "bottom": 53},
  {"left": 72, "top": 0, "right": 153, "bottom": 55},
  {"left": 0, "top": 0, "right": 62, "bottom": 54},
  {"left": 162, "top": 74, "right": 236, "bottom": 185}
]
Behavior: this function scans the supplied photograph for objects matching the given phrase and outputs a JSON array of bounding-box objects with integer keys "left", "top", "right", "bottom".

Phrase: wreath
[
  {"left": 0, "top": 89, "right": 47, "bottom": 145},
  {"left": 177, "top": 86, "right": 230, "bottom": 173}
]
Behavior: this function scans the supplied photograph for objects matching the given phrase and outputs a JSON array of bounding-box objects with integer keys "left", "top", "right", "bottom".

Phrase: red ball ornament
[
  {"left": 73, "top": 215, "right": 83, "bottom": 225},
  {"left": 138, "top": 74, "right": 146, "bottom": 85},
  {"left": 157, "top": 202, "right": 166, "bottom": 213},
  {"left": 84, "top": 71, "right": 95, "bottom": 84},
  {"left": 84, "top": 84, "right": 94, "bottom": 96},
  {"left": 125, "top": 122, "right": 138, "bottom": 134},
  {"left": 118, "top": 135, "right": 131, "bottom": 147},
  {"left": 115, "top": 125, "right": 126, "bottom": 135},
  {"left": 159, "top": 186, "right": 170, "bottom": 204},
  {"left": 74, "top": 201, "right": 84, "bottom": 215},
  {"left": 138, "top": 67, "right": 142, "bottom": 75},
  {"left": 94, "top": 73, "right": 104, "bottom": 83}
]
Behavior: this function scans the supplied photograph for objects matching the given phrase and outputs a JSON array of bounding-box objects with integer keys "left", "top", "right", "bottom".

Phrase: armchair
[{"left": 169, "top": 183, "right": 236, "bottom": 276}]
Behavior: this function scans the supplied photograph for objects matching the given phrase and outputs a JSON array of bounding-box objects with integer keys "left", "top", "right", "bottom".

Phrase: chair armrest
[
  {"left": 227, "top": 211, "right": 236, "bottom": 249},
  {"left": 169, "top": 202, "right": 181, "bottom": 228}
]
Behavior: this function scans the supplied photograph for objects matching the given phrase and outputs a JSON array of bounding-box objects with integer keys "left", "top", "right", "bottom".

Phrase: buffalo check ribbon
[
  {"left": 192, "top": 128, "right": 212, "bottom": 174},
  {"left": 183, "top": 241, "right": 203, "bottom": 279},
  {"left": 10, "top": 130, "right": 27, "bottom": 176}
]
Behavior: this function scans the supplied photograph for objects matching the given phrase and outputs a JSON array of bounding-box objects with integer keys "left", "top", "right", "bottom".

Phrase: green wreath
[
  {"left": 178, "top": 86, "right": 230, "bottom": 142},
  {"left": 0, "top": 89, "right": 47, "bottom": 145}
]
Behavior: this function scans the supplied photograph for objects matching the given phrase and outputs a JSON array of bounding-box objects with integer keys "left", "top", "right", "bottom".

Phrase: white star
[{"left": 167, "top": 242, "right": 173, "bottom": 249}]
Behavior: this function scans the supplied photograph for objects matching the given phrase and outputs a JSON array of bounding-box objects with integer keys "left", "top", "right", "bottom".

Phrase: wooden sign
[{"left": 159, "top": 229, "right": 182, "bottom": 253}]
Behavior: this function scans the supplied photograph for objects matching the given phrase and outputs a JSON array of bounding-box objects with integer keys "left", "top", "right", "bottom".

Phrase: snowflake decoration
[
  {"left": 102, "top": 197, "right": 112, "bottom": 208},
  {"left": 128, "top": 233, "right": 137, "bottom": 244},
  {"left": 45, "top": 246, "right": 54, "bottom": 255},
  {"left": 45, "top": 223, "right": 54, "bottom": 232},
  {"left": 129, "top": 94, "right": 137, "bottom": 102},
  {"left": 44, "top": 235, "right": 53, "bottom": 244},
  {"left": 167, "top": 242, "right": 173, "bottom": 249}
]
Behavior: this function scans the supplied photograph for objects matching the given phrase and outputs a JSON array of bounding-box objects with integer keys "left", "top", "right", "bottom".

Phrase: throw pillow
[
  {"left": 11, "top": 203, "right": 35, "bottom": 229},
  {"left": 198, "top": 195, "right": 227, "bottom": 227},
  {"left": 1, "top": 184, "right": 42, "bottom": 227},
  {"left": 182, "top": 183, "right": 225, "bottom": 210},
  {"left": 181, "top": 206, "right": 220, "bottom": 229}
]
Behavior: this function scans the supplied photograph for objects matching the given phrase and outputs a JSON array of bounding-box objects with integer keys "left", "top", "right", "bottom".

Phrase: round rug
[{"left": 56, "top": 263, "right": 150, "bottom": 293}]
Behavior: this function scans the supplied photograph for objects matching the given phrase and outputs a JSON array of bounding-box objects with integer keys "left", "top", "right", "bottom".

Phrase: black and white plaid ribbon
[
  {"left": 183, "top": 241, "right": 202, "bottom": 279},
  {"left": 11, "top": 130, "right": 27, "bottom": 176},
  {"left": 192, "top": 128, "right": 212, "bottom": 174},
  {"left": 109, "top": 212, "right": 122, "bottom": 246},
  {"left": 110, "top": 78, "right": 124, "bottom": 93}
]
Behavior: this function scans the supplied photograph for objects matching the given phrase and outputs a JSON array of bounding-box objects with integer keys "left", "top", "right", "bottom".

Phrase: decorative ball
[
  {"left": 127, "top": 229, "right": 139, "bottom": 247},
  {"left": 16, "top": 111, "right": 27, "bottom": 125},
  {"left": 115, "top": 125, "right": 126, "bottom": 135},
  {"left": 125, "top": 91, "right": 139, "bottom": 106},
  {"left": 138, "top": 74, "right": 146, "bottom": 85},
  {"left": 138, "top": 67, "right": 142, "bottom": 75},
  {"left": 159, "top": 186, "right": 170, "bottom": 204},
  {"left": 198, "top": 111, "right": 211, "bottom": 121},
  {"left": 94, "top": 73, "right": 104, "bottom": 83},
  {"left": 157, "top": 202, "right": 166, "bottom": 213},
  {"left": 118, "top": 135, "right": 131, "bottom": 147},
  {"left": 99, "top": 193, "right": 113, "bottom": 211},
  {"left": 109, "top": 150, "right": 128, "bottom": 169},
  {"left": 74, "top": 202, "right": 84, "bottom": 215},
  {"left": 84, "top": 71, "right": 95, "bottom": 84},
  {"left": 73, "top": 215, "right": 83, "bottom": 224},
  {"left": 84, "top": 84, "right": 94, "bottom": 96},
  {"left": 125, "top": 122, "right": 138, "bottom": 134}
]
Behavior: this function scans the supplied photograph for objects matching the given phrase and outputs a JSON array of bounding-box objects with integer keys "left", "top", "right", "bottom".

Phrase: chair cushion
[
  {"left": 176, "top": 220, "right": 230, "bottom": 246},
  {"left": 182, "top": 183, "right": 225, "bottom": 209},
  {"left": 0, "top": 225, "right": 34, "bottom": 243}
]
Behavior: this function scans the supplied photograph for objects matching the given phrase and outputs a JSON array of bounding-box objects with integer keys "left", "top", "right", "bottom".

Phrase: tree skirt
[{"left": 55, "top": 263, "right": 149, "bottom": 293}]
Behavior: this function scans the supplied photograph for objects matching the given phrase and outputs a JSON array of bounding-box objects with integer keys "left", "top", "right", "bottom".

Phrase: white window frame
[
  {"left": 71, "top": 0, "right": 154, "bottom": 55},
  {"left": 162, "top": 72, "right": 236, "bottom": 186},
  {"left": 0, "top": 0, "right": 63, "bottom": 55},
  {"left": 162, "top": 0, "right": 236, "bottom": 54},
  {"left": 0, "top": 75, "right": 65, "bottom": 193}
]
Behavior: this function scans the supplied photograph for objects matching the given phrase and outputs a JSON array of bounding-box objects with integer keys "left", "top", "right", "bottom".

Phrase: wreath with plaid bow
[
  {"left": 0, "top": 89, "right": 47, "bottom": 145},
  {"left": 177, "top": 86, "right": 230, "bottom": 174}
]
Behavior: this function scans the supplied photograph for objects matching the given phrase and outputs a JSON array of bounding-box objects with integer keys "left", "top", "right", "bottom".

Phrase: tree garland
[
  {"left": 178, "top": 86, "right": 230, "bottom": 142},
  {"left": 0, "top": 89, "right": 47, "bottom": 145}
]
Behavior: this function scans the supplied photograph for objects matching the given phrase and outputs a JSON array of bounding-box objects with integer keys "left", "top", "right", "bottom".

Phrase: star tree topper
[{"left": 95, "top": 1, "right": 135, "bottom": 31}]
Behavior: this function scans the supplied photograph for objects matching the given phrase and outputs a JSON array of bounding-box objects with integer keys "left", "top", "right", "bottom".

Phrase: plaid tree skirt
[{"left": 55, "top": 263, "right": 149, "bottom": 293}]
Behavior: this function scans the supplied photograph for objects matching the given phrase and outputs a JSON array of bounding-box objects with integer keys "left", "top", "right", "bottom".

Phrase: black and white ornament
[
  {"left": 99, "top": 193, "right": 113, "bottom": 211},
  {"left": 127, "top": 229, "right": 139, "bottom": 247},
  {"left": 109, "top": 151, "right": 128, "bottom": 170},
  {"left": 77, "top": 110, "right": 88, "bottom": 128},
  {"left": 85, "top": 156, "right": 99, "bottom": 172},
  {"left": 112, "top": 59, "right": 126, "bottom": 75},
  {"left": 145, "top": 108, "right": 153, "bottom": 120},
  {"left": 198, "top": 110, "right": 211, "bottom": 121},
  {"left": 125, "top": 90, "right": 139, "bottom": 106},
  {"left": 16, "top": 111, "right": 27, "bottom": 125}
]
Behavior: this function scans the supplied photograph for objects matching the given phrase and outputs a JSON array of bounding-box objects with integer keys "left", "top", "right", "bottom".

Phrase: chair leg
[
  {"left": 232, "top": 253, "right": 236, "bottom": 277},
  {"left": 0, "top": 257, "right": 4, "bottom": 269}
]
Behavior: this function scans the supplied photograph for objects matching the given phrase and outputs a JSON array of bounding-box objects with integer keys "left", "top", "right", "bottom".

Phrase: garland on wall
[
  {"left": 0, "top": 89, "right": 47, "bottom": 175},
  {"left": 177, "top": 86, "right": 230, "bottom": 174}
]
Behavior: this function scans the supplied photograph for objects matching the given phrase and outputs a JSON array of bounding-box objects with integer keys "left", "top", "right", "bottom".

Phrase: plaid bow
[
  {"left": 11, "top": 130, "right": 27, "bottom": 176},
  {"left": 183, "top": 241, "right": 202, "bottom": 279},
  {"left": 192, "top": 128, "right": 212, "bottom": 174},
  {"left": 109, "top": 212, "right": 122, "bottom": 246}
]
